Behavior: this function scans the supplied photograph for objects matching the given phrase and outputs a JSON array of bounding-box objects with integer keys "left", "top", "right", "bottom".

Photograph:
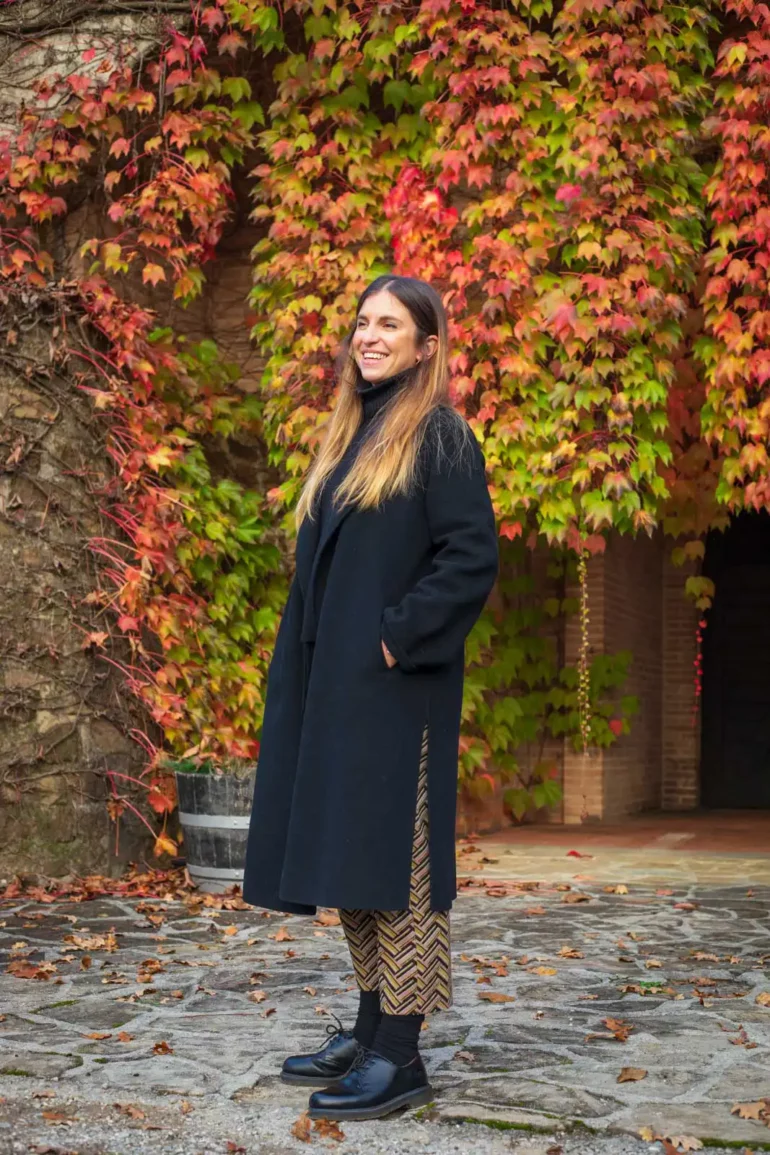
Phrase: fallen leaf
[
  {"left": 454, "top": 1050, "right": 475, "bottom": 1063},
  {"left": 566, "top": 850, "right": 593, "bottom": 858},
  {"left": 558, "top": 946, "right": 584, "bottom": 958},
  {"left": 291, "top": 1111, "right": 312, "bottom": 1142},
  {"left": 618, "top": 1067, "right": 648, "bottom": 1083},
  {"left": 673, "top": 902, "right": 698, "bottom": 911},
  {"left": 524, "top": 906, "right": 546, "bottom": 916},
  {"left": 313, "top": 910, "right": 341, "bottom": 926},
  {"left": 478, "top": 991, "right": 515, "bottom": 1003},
  {"left": 728, "top": 1027, "right": 757, "bottom": 1049},
  {"left": 755, "top": 992, "right": 770, "bottom": 1007},
  {"left": 83, "top": 1031, "right": 112, "bottom": 1040},
  {"left": 638, "top": 1125, "right": 656, "bottom": 1141},
  {"left": 248, "top": 990, "right": 267, "bottom": 1003},
  {"left": 529, "top": 966, "right": 557, "bottom": 976},
  {"left": 222, "top": 925, "right": 238, "bottom": 936},
  {"left": 226, "top": 1143, "right": 246, "bottom": 1153},
  {"left": 303, "top": 986, "right": 317, "bottom": 996},
  {"left": 562, "top": 893, "right": 591, "bottom": 904},
  {"left": 313, "top": 1118, "right": 345, "bottom": 1142},
  {"left": 604, "top": 884, "right": 629, "bottom": 894},
  {"left": 113, "top": 1103, "right": 145, "bottom": 1119},
  {"left": 180, "top": 1099, "right": 193, "bottom": 1114},
  {"left": 152, "top": 1040, "right": 173, "bottom": 1054},
  {"left": 42, "top": 1109, "right": 78, "bottom": 1124},
  {"left": 645, "top": 959, "right": 663, "bottom": 969},
  {"left": 731, "top": 1101, "right": 770, "bottom": 1122},
  {"left": 270, "top": 926, "right": 295, "bottom": 942},
  {"left": 663, "top": 1136, "right": 703, "bottom": 1152}
]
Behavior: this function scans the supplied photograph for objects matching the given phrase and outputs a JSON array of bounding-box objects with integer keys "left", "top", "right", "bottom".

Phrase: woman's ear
[{"left": 416, "top": 335, "right": 439, "bottom": 363}]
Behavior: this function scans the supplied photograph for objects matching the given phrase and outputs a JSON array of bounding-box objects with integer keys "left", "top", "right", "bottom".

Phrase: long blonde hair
[{"left": 296, "top": 276, "right": 453, "bottom": 527}]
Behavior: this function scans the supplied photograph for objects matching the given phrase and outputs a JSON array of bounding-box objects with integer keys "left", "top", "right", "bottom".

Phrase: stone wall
[{"left": 0, "top": 289, "right": 153, "bottom": 879}]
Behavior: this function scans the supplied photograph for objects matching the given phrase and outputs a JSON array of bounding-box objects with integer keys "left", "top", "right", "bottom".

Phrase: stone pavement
[{"left": 1, "top": 846, "right": 769, "bottom": 1155}]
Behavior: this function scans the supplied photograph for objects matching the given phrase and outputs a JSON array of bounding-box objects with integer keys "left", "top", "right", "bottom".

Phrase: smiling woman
[{"left": 242, "top": 274, "right": 499, "bottom": 1122}]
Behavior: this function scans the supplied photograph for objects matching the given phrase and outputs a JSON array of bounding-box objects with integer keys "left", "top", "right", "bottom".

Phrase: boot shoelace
[{"left": 324, "top": 1012, "right": 350, "bottom": 1044}]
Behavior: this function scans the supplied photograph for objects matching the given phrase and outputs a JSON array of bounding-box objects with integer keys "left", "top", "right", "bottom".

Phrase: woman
[{"left": 242, "top": 274, "right": 499, "bottom": 1121}]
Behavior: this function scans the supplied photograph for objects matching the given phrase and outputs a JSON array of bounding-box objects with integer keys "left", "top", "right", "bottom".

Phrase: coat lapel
[{"left": 296, "top": 494, "right": 357, "bottom": 644}]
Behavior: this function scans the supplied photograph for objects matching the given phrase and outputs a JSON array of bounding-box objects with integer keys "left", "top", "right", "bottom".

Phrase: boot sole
[
  {"left": 280, "top": 1066, "right": 354, "bottom": 1087},
  {"left": 307, "top": 1084, "right": 434, "bottom": 1121}
]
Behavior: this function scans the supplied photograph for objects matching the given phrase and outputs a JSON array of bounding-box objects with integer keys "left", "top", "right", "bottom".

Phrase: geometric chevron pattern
[{"left": 339, "top": 726, "right": 452, "bottom": 1015}]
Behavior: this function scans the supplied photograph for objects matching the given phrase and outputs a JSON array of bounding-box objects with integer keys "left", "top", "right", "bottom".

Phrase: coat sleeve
[{"left": 380, "top": 412, "right": 499, "bottom": 673}]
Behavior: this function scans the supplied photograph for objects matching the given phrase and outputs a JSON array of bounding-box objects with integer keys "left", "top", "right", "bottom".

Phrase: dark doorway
[{"left": 701, "top": 511, "right": 770, "bottom": 808}]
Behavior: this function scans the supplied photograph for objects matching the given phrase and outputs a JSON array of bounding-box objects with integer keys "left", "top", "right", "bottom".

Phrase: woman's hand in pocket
[{"left": 381, "top": 639, "right": 397, "bottom": 668}]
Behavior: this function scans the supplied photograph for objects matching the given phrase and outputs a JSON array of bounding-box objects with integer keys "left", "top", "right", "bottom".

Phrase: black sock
[
  {"left": 352, "top": 988, "right": 382, "bottom": 1049},
  {"left": 371, "top": 1012, "right": 425, "bottom": 1066}
]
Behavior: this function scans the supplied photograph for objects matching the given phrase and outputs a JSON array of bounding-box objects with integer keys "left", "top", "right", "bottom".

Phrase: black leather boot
[
  {"left": 281, "top": 1020, "right": 360, "bottom": 1087},
  {"left": 307, "top": 1047, "right": 433, "bottom": 1120}
]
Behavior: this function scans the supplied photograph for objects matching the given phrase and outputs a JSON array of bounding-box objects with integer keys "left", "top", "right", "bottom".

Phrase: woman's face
[{"left": 351, "top": 289, "right": 436, "bottom": 384}]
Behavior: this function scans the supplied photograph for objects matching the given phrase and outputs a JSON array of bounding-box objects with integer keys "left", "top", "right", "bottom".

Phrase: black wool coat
[{"left": 242, "top": 381, "right": 499, "bottom": 915}]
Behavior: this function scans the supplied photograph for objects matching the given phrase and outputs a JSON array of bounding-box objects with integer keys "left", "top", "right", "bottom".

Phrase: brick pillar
[
  {"left": 662, "top": 550, "right": 701, "bottom": 810},
  {"left": 562, "top": 534, "right": 665, "bottom": 823}
]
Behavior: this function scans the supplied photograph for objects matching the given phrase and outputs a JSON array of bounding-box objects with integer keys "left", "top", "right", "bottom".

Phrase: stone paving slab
[
  {"left": 0, "top": 871, "right": 769, "bottom": 1155},
  {"left": 466, "top": 840, "right": 770, "bottom": 887}
]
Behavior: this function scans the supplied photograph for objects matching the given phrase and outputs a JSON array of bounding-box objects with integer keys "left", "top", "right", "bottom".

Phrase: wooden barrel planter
[{"left": 174, "top": 768, "right": 256, "bottom": 894}]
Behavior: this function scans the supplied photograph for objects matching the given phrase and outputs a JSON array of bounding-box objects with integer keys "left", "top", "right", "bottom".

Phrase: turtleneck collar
[{"left": 355, "top": 365, "right": 418, "bottom": 421}]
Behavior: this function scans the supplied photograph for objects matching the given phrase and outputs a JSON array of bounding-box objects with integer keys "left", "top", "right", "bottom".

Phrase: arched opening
[{"left": 701, "top": 511, "right": 770, "bottom": 808}]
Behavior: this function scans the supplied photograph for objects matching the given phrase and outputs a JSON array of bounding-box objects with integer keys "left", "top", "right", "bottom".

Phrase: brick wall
[{"left": 662, "top": 549, "right": 701, "bottom": 809}]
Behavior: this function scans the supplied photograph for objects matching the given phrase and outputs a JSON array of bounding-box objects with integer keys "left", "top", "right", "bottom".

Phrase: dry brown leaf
[
  {"left": 663, "top": 1136, "right": 703, "bottom": 1152},
  {"left": 755, "top": 992, "right": 770, "bottom": 1007},
  {"left": 313, "top": 1118, "right": 345, "bottom": 1142},
  {"left": 222, "top": 925, "right": 238, "bottom": 936},
  {"left": 313, "top": 910, "right": 341, "bottom": 927},
  {"left": 562, "top": 893, "right": 591, "bottom": 904},
  {"left": 116, "top": 1031, "right": 133, "bottom": 1042},
  {"left": 303, "top": 986, "right": 317, "bottom": 996},
  {"left": 113, "top": 1103, "right": 145, "bottom": 1119},
  {"left": 83, "top": 1031, "right": 112, "bottom": 1040},
  {"left": 645, "top": 959, "right": 663, "bottom": 969},
  {"left": 691, "top": 951, "right": 719, "bottom": 962},
  {"left": 226, "top": 1142, "right": 246, "bottom": 1153},
  {"left": 617, "top": 1067, "right": 647, "bottom": 1083},
  {"left": 291, "top": 1111, "right": 312, "bottom": 1142},
  {"left": 529, "top": 966, "right": 557, "bottom": 976},
  {"left": 152, "top": 1040, "right": 173, "bottom": 1054},
  {"left": 604, "top": 884, "right": 629, "bottom": 894},
  {"left": 478, "top": 991, "right": 515, "bottom": 1003},
  {"left": 454, "top": 1050, "right": 475, "bottom": 1063},
  {"left": 41, "top": 1109, "right": 77, "bottom": 1124},
  {"left": 314, "top": 1004, "right": 329, "bottom": 1015},
  {"left": 524, "top": 906, "right": 546, "bottom": 916},
  {"left": 558, "top": 946, "right": 584, "bottom": 958},
  {"left": 731, "top": 1101, "right": 770, "bottom": 1121},
  {"left": 180, "top": 1099, "right": 193, "bottom": 1114},
  {"left": 248, "top": 990, "right": 267, "bottom": 1003},
  {"left": 270, "top": 926, "right": 295, "bottom": 942},
  {"left": 638, "top": 1126, "right": 656, "bottom": 1141}
]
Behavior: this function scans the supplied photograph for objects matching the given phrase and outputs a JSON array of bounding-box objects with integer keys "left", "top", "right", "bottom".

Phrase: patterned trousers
[{"left": 338, "top": 728, "right": 453, "bottom": 1016}]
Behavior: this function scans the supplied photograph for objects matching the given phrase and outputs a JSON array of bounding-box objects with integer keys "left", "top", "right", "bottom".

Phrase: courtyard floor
[{"left": 1, "top": 832, "right": 769, "bottom": 1155}]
